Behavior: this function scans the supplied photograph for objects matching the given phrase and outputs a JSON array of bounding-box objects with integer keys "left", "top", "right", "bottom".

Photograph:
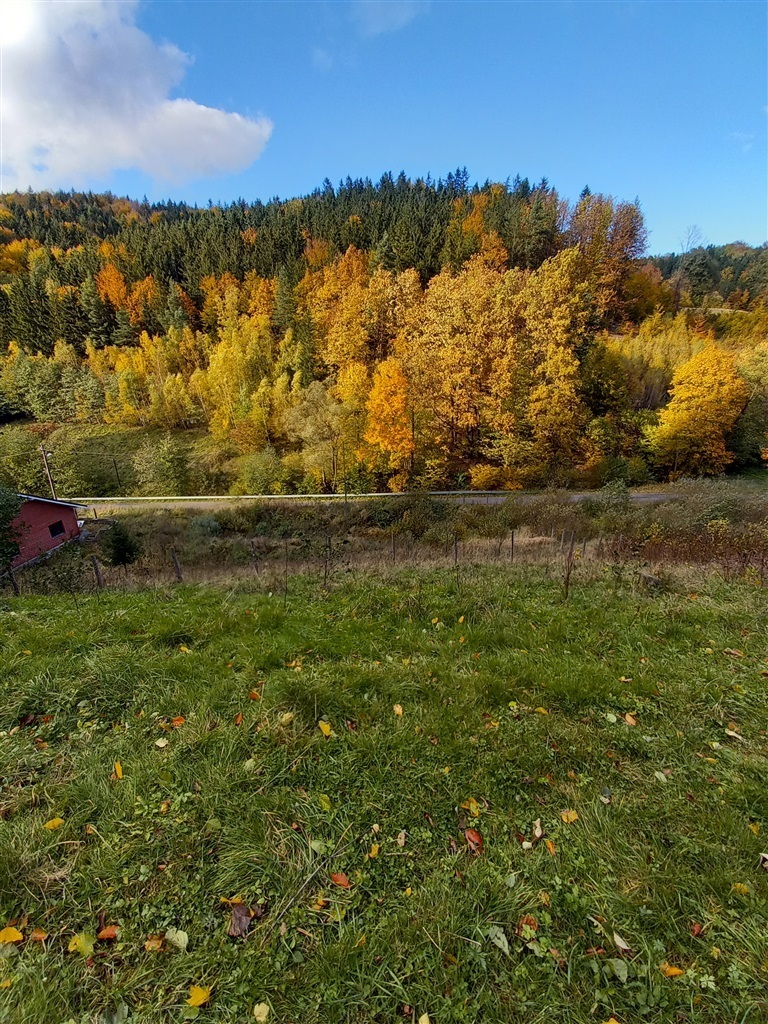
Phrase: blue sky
[{"left": 2, "top": 0, "right": 766, "bottom": 254}]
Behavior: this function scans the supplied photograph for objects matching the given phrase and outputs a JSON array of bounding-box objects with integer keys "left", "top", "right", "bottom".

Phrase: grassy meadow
[{"left": 0, "top": 564, "right": 767, "bottom": 1024}]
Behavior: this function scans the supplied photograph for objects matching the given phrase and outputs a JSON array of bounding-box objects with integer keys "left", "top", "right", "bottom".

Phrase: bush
[{"left": 101, "top": 521, "right": 141, "bottom": 567}]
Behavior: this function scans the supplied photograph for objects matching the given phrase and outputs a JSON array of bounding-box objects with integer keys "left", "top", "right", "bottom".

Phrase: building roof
[{"left": 17, "top": 493, "right": 89, "bottom": 510}]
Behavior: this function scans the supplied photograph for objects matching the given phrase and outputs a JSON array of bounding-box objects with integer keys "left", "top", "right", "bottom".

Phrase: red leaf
[
  {"left": 234, "top": 712, "right": 243, "bottom": 726},
  {"left": 97, "top": 925, "right": 120, "bottom": 941},
  {"left": 464, "top": 828, "right": 483, "bottom": 855},
  {"left": 330, "top": 872, "right": 350, "bottom": 888},
  {"left": 690, "top": 921, "right": 703, "bottom": 937}
]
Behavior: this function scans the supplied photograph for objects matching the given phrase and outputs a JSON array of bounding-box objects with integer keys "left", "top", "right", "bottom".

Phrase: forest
[{"left": 0, "top": 172, "right": 766, "bottom": 496}]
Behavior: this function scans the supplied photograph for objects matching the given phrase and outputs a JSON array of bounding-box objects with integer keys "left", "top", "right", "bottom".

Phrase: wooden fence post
[
  {"left": 170, "top": 547, "right": 183, "bottom": 582},
  {"left": 90, "top": 555, "right": 104, "bottom": 590}
]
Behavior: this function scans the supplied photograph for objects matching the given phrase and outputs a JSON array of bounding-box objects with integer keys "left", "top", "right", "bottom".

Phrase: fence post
[
  {"left": 90, "top": 555, "right": 104, "bottom": 590},
  {"left": 170, "top": 547, "right": 183, "bottom": 582}
]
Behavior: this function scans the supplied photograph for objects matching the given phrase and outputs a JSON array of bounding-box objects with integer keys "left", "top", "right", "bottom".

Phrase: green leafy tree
[{"left": 0, "top": 482, "right": 23, "bottom": 574}]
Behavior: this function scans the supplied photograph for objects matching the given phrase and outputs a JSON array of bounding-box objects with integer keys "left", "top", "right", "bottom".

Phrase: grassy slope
[{"left": 0, "top": 568, "right": 766, "bottom": 1024}]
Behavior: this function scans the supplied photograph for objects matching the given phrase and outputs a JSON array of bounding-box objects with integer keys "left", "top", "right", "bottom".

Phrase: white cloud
[
  {"left": 0, "top": 0, "right": 273, "bottom": 191},
  {"left": 351, "top": 0, "right": 425, "bottom": 37}
]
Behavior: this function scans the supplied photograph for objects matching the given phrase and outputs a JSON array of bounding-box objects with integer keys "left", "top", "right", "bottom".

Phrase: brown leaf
[
  {"left": 723, "top": 648, "right": 744, "bottom": 658},
  {"left": 330, "top": 872, "right": 350, "bottom": 889},
  {"left": 234, "top": 712, "right": 243, "bottom": 726},
  {"left": 690, "top": 921, "right": 703, "bottom": 937},
  {"left": 515, "top": 914, "right": 538, "bottom": 937},
  {"left": 30, "top": 928, "right": 48, "bottom": 943},
  {"left": 97, "top": 925, "right": 120, "bottom": 941},
  {"left": 228, "top": 902, "right": 253, "bottom": 938},
  {"left": 624, "top": 713, "right": 637, "bottom": 727},
  {"left": 464, "top": 828, "right": 483, "bottom": 855}
]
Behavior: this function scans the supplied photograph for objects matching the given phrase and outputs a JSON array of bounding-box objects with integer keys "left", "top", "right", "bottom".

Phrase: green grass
[{"left": 0, "top": 567, "right": 766, "bottom": 1024}]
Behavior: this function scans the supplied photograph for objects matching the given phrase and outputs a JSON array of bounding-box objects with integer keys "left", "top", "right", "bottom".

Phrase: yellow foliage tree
[
  {"left": 650, "top": 346, "right": 748, "bottom": 477},
  {"left": 364, "top": 358, "right": 414, "bottom": 481}
]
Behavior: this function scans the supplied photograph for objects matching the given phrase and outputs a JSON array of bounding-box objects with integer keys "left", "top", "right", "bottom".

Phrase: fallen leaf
[
  {"left": 171, "top": 715, "right": 186, "bottom": 728},
  {"left": 155, "top": 738, "right": 169, "bottom": 749},
  {"left": 68, "top": 933, "right": 95, "bottom": 957},
  {"left": 186, "top": 985, "right": 211, "bottom": 1007},
  {"left": 464, "top": 828, "right": 483, "bottom": 855},
  {"left": 748, "top": 822, "right": 760, "bottom": 836},
  {"left": 249, "top": 690, "right": 261, "bottom": 701},
  {"left": 30, "top": 928, "right": 48, "bottom": 943},
  {"left": 602, "top": 1017, "right": 623, "bottom": 1024},
  {"left": 114, "top": 761, "right": 123, "bottom": 780},
  {"left": 397, "top": 830, "right": 407, "bottom": 847},
  {"left": 253, "top": 1004, "right": 270, "bottom": 1022},
  {"left": 545, "top": 839, "right": 556, "bottom": 856},
  {"left": 560, "top": 809, "right": 579, "bottom": 824},
  {"left": 318, "top": 720, "right": 332, "bottom": 738},
  {"left": 534, "top": 707, "right": 549, "bottom": 715},
  {"left": 418, "top": 1015, "right": 431, "bottom": 1024},
  {"left": 165, "top": 927, "right": 188, "bottom": 952},
  {"left": 330, "top": 872, "right": 350, "bottom": 889},
  {"left": 485, "top": 924, "right": 510, "bottom": 955},
  {"left": 234, "top": 712, "right": 243, "bottom": 726},
  {"left": 354, "top": 934, "right": 366, "bottom": 948},
  {"left": 368, "top": 843, "right": 380, "bottom": 859},
  {"left": 461, "top": 797, "right": 480, "bottom": 818},
  {"left": 624, "top": 713, "right": 637, "bottom": 727},
  {"left": 98, "top": 925, "right": 120, "bottom": 941},
  {"left": 612, "top": 931, "right": 631, "bottom": 953},
  {"left": 144, "top": 934, "right": 163, "bottom": 951},
  {"left": 228, "top": 903, "right": 253, "bottom": 939},
  {"left": 279, "top": 711, "right": 294, "bottom": 726},
  {"left": 318, "top": 793, "right": 332, "bottom": 813},
  {"left": 179, "top": 645, "right": 191, "bottom": 653},
  {"left": 393, "top": 704, "right": 403, "bottom": 716},
  {"left": 0, "top": 927, "right": 23, "bottom": 944},
  {"left": 532, "top": 818, "right": 544, "bottom": 841},
  {"left": 515, "top": 914, "right": 538, "bottom": 937},
  {"left": 690, "top": 921, "right": 703, "bottom": 937},
  {"left": 723, "top": 648, "right": 744, "bottom": 658},
  {"left": 44, "top": 817, "right": 64, "bottom": 830},
  {"left": 731, "top": 882, "right": 750, "bottom": 895},
  {"left": 660, "top": 961, "right": 685, "bottom": 978}
]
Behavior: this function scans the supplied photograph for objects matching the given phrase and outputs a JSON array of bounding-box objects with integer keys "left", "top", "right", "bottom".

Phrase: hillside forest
[{"left": 0, "top": 173, "right": 767, "bottom": 497}]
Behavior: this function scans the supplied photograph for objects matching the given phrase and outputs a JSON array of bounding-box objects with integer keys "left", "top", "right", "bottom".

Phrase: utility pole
[{"left": 39, "top": 445, "right": 57, "bottom": 501}]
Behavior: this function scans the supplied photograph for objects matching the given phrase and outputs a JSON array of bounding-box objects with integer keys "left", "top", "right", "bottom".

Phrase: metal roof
[{"left": 17, "top": 493, "right": 89, "bottom": 509}]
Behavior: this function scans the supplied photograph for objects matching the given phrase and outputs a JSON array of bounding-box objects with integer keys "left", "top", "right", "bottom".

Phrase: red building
[{"left": 10, "top": 495, "right": 86, "bottom": 569}]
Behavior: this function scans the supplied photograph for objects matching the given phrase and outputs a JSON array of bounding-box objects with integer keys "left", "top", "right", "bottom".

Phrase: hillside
[{"left": 1, "top": 177, "right": 767, "bottom": 497}]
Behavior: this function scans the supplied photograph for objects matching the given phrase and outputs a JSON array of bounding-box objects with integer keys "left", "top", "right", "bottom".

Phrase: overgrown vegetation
[{"left": 0, "top": 565, "right": 766, "bottom": 1023}]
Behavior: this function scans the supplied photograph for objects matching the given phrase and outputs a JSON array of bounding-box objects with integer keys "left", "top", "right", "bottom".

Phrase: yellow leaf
[
  {"left": 368, "top": 843, "right": 380, "bottom": 859},
  {"left": 560, "top": 809, "right": 579, "bottom": 824},
  {"left": 660, "top": 962, "right": 685, "bottom": 978},
  {"left": 404, "top": 886, "right": 412, "bottom": 896},
  {"left": 253, "top": 1004, "right": 270, "bottom": 1022},
  {"left": 461, "top": 797, "right": 480, "bottom": 817},
  {"left": 68, "top": 933, "right": 95, "bottom": 957},
  {"left": 748, "top": 822, "right": 760, "bottom": 835},
  {"left": 545, "top": 839, "right": 556, "bottom": 856},
  {"left": 44, "top": 817, "right": 64, "bottom": 830},
  {"left": 186, "top": 985, "right": 212, "bottom": 1007},
  {"left": 534, "top": 707, "right": 549, "bottom": 715},
  {"left": 114, "top": 761, "right": 123, "bottom": 780},
  {"left": 279, "top": 711, "right": 294, "bottom": 726},
  {"left": 731, "top": 882, "right": 750, "bottom": 895},
  {"left": 155, "top": 738, "right": 169, "bottom": 749},
  {"left": 602, "top": 1018, "right": 623, "bottom": 1024},
  {"left": 443, "top": 765, "right": 451, "bottom": 774},
  {"left": 418, "top": 1014, "right": 431, "bottom": 1024},
  {"left": 393, "top": 704, "right": 403, "bottom": 716},
  {"left": 354, "top": 934, "right": 367, "bottom": 948},
  {"left": 0, "top": 927, "right": 23, "bottom": 944},
  {"left": 179, "top": 644, "right": 191, "bottom": 653},
  {"left": 458, "top": 615, "right": 465, "bottom": 624},
  {"left": 318, "top": 720, "right": 332, "bottom": 738}
]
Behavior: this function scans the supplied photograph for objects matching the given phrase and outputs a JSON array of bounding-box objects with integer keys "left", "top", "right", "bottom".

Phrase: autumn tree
[
  {"left": 364, "top": 358, "right": 414, "bottom": 486},
  {"left": 649, "top": 346, "right": 748, "bottom": 477}
]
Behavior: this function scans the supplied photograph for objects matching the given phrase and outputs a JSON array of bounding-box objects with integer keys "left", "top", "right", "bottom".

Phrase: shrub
[{"left": 101, "top": 521, "right": 141, "bottom": 567}]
